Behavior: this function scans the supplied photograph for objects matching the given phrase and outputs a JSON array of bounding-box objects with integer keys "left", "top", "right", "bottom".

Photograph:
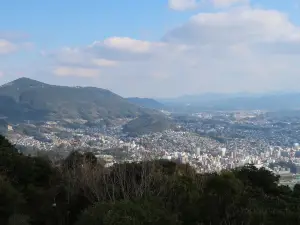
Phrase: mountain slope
[
  {"left": 123, "top": 113, "right": 172, "bottom": 136},
  {"left": 0, "top": 78, "right": 150, "bottom": 122},
  {"left": 0, "top": 119, "right": 8, "bottom": 134},
  {"left": 127, "top": 97, "right": 165, "bottom": 110},
  {"left": 0, "top": 77, "right": 49, "bottom": 101}
]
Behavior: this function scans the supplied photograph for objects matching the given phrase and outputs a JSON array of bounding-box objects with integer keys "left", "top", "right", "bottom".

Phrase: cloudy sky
[{"left": 1, "top": 0, "right": 300, "bottom": 98}]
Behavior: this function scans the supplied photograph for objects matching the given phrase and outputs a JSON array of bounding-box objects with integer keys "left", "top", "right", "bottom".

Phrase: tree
[
  {"left": 8, "top": 214, "right": 30, "bottom": 225},
  {"left": 75, "top": 199, "right": 181, "bottom": 225},
  {"left": 83, "top": 152, "right": 97, "bottom": 166},
  {"left": 293, "top": 183, "right": 300, "bottom": 197},
  {"left": 63, "top": 151, "right": 84, "bottom": 169},
  {"left": 233, "top": 164, "right": 279, "bottom": 194},
  {"left": 0, "top": 176, "right": 25, "bottom": 224}
]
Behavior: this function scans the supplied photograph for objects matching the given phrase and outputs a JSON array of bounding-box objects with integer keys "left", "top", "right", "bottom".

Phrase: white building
[{"left": 221, "top": 148, "right": 226, "bottom": 157}]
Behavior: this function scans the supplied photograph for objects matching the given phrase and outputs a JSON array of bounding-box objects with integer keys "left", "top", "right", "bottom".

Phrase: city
[{"left": 5, "top": 109, "right": 300, "bottom": 187}]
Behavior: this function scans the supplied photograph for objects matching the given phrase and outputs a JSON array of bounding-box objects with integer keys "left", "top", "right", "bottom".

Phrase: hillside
[
  {"left": 0, "top": 77, "right": 48, "bottom": 101},
  {"left": 0, "top": 78, "right": 151, "bottom": 122},
  {"left": 0, "top": 119, "right": 8, "bottom": 135},
  {"left": 127, "top": 97, "right": 165, "bottom": 109},
  {"left": 123, "top": 113, "right": 172, "bottom": 136}
]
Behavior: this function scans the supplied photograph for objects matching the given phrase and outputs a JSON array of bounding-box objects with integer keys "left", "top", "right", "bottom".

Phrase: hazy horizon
[
  {"left": 1, "top": 0, "right": 300, "bottom": 97},
  {"left": 1, "top": 77, "right": 300, "bottom": 99}
]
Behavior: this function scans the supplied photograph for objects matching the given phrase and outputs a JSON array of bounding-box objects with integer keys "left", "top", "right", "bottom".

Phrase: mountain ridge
[
  {"left": 126, "top": 97, "right": 165, "bottom": 110},
  {"left": 160, "top": 92, "right": 300, "bottom": 112},
  {"left": 0, "top": 78, "right": 155, "bottom": 123}
]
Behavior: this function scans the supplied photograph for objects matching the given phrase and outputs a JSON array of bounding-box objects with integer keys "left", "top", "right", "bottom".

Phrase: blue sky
[
  {"left": 1, "top": 0, "right": 192, "bottom": 47},
  {"left": 1, "top": 0, "right": 300, "bottom": 97}
]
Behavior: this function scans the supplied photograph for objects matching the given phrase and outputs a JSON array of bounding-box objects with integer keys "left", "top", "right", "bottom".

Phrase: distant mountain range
[
  {"left": 5, "top": 77, "right": 300, "bottom": 135},
  {"left": 0, "top": 78, "right": 155, "bottom": 122},
  {"left": 2, "top": 78, "right": 299, "bottom": 120},
  {"left": 158, "top": 93, "right": 270, "bottom": 104},
  {"left": 159, "top": 93, "right": 300, "bottom": 112},
  {"left": 126, "top": 97, "right": 165, "bottom": 110}
]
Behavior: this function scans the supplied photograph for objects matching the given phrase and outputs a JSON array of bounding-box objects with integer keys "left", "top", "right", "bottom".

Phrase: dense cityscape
[{"left": 4, "top": 109, "right": 300, "bottom": 187}]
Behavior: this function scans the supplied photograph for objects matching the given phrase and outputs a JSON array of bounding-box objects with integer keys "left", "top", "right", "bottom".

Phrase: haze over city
[{"left": 1, "top": 0, "right": 300, "bottom": 97}]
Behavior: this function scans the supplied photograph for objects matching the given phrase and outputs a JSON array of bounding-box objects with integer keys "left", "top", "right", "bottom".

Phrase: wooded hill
[{"left": 0, "top": 78, "right": 152, "bottom": 122}]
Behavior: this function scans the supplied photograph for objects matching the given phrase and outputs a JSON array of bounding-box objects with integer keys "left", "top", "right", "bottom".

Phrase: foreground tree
[
  {"left": 0, "top": 176, "right": 25, "bottom": 224},
  {"left": 76, "top": 198, "right": 181, "bottom": 225}
]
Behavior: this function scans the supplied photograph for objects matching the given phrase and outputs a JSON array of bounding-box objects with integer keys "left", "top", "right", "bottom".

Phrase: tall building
[
  {"left": 178, "top": 153, "right": 188, "bottom": 164},
  {"left": 7, "top": 125, "right": 13, "bottom": 131},
  {"left": 295, "top": 163, "right": 300, "bottom": 174},
  {"left": 277, "top": 150, "right": 281, "bottom": 158},
  {"left": 269, "top": 147, "right": 273, "bottom": 156},
  {"left": 196, "top": 147, "right": 201, "bottom": 156},
  {"left": 221, "top": 148, "right": 226, "bottom": 157}
]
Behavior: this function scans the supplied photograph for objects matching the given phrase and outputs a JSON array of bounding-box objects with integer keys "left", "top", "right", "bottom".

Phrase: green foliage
[
  {"left": 0, "top": 135, "right": 61, "bottom": 225},
  {"left": 233, "top": 164, "right": 280, "bottom": 194},
  {"left": 76, "top": 199, "right": 180, "bottom": 225},
  {"left": 63, "top": 151, "right": 97, "bottom": 169},
  {"left": 0, "top": 176, "right": 25, "bottom": 224}
]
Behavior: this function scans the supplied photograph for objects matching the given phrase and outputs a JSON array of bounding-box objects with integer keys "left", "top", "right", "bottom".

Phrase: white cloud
[
  {"left": 0, "top": 33, "right": 34, "bottom": 55},
  {"left": 102, "top": 37, "right": 152, "bottom": 53},
  {"left": 92, "top": 59, "right": 117, "bottom": 67},
  {"left": 0, "top": 31, "right": 29, "bottom": 41},
  {"left": 47, "top": 6, "right": 300, "bottom": 97},
  {"left": 20, "top": 42, "right": 35, "bottom": 50},
  {"left": 168, "top": 0, "right": 199, "bottom": 10},
  {"left": 168, "top": 0, "right": 247, "bottom": 10},
  {"left": 53, "top": 66, "right": 100, "bottom": 78},
  {"left": 50, "top": 47, "right": 90, "bottom": 65},
  {"left": 163, "top": 8, "right": 300, "bottom": 45},
  {"left": 0, "top": 39, "right": 17, "bottom": 54},
  {"left": 211, "top": 0, "right": 248, "bottom": 8}
]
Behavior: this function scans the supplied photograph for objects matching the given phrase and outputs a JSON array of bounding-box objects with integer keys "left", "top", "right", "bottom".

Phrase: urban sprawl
[{"left": 6, "top": 110, "right": 300, "bottom": 187}]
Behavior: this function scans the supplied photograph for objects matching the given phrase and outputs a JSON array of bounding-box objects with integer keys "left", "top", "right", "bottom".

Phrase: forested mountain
[{"left": 0, "top": 78, "right": 152, "bottom": 122}]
